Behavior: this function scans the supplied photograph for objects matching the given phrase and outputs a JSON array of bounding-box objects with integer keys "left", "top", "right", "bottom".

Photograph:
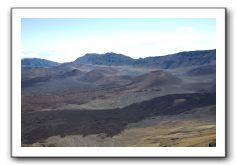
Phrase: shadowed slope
[{"left": 22, "top": 93, "right": 216, "bottom": 144}]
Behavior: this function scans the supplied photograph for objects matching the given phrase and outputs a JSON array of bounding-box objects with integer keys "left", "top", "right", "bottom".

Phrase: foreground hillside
[
  {"left": 21, "top": 50, "right": 216, "bottom": 147},
  {"left": 26, "top": 105, "right": 216, "bottom": 147}
]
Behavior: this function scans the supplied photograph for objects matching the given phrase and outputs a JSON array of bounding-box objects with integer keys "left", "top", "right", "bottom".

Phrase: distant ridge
[
  {"left": 133, "top": 49, "right": 216, "bottom": 68},
  {"left": 21, "top": 58, "right": 60, "bottom": 68},
  {"left": 73, "top": 49, "right": 216, "bottom": 69},
  {"left": 21, "top": 49, "right": 216, "bottom": 69},
  {"left": 74, "top": 52, "right": 134, "bottom": 66}
]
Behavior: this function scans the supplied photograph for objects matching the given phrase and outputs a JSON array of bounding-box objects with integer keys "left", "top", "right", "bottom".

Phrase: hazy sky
[{"left": 21, "top": 18, "right": 216, "bottom": 63}]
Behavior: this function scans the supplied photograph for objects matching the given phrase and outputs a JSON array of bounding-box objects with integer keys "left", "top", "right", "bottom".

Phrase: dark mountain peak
[
  {"left": 170, "top": 49, "right": 216, "bottom": 58},
  {"left": 83, "top": 53, "right": 100, "bottom": 57},
  {"left": 134, "top": 49, "right": 216, "bottom": 69},
  {"left": 103, "top": 52, "right": 129, "bottom": 57},
  {"left": 73, "top": 49, "right": 216, "bottom": 68},
  {"left": 74, "top": 52, "right": 134, "bottom": 65},
  {"left": 83, "top": 52, "right": 131, "bottom": 57},
  {"left": 21, "top": 58, "right": 60, "bottom": 68}
]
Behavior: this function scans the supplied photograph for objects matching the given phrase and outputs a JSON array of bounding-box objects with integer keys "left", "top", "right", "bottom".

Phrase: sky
[{"left": 21, "top": 18, "right": 216, "bottom": 63}]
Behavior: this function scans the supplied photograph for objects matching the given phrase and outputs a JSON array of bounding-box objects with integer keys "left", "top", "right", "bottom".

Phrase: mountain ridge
[
  {"left": 74, "top": 52, "right": 134, "bottom": 66},
  {"left": 21, "top": 58, "right": 60, "bottom": 68},
  {"left": 22, "top": 49, "right": 216, "bottom": 69}
]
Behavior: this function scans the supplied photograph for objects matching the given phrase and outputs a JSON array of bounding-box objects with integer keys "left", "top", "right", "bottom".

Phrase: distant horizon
[
  {"left": 21, "top": 49, "right": 216, "bottom": 63},
  {"left": 22, "top": 18, "right": 216, "bottom": 63}
]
